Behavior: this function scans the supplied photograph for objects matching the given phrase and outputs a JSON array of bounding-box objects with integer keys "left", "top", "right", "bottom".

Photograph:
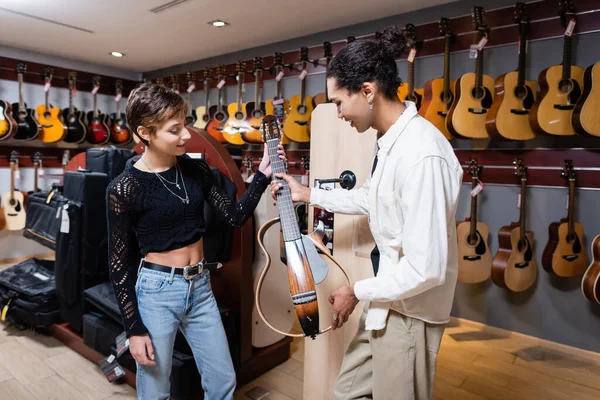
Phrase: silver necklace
[{"left": 140, "top": 156, "right": 189, "bottom": 204}]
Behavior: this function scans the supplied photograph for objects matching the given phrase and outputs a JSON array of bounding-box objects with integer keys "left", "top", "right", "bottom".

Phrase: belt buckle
[{"left": 183, "top": 263, "right": 203, "bottom": 281}]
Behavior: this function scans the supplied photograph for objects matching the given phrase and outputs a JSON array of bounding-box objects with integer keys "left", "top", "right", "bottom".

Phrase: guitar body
[
  {"left": 222, "top": 103, "right": 249, "bottom": 145},
  {"left": 265, "top": 98, "right": 290, "bottom": 145},
  {"left": 456, "top": 220, "right": 492, "bottom": 283},
  {"left": 243, "top": 101, "right": 266, "bottom": 143},
  {"left": 542, "top": 219, "right": 587, "bottom": 277},
  {"left": 312, "top": 93, "right": 327, "bottom": 107},
  {"left": 109, "top": 114, "right": 132, "bottom": 144},
  {"left": 86, "top": 111, "right": 111, "bottom": 145},
  {"left": 0, "top": 100, "right": 18, "bottom": 140},
  {"left": 12, "top": 103, "right": 39, "bottom": 140},
  {"left": 486, "top": 71, "right": 537, "bottom": 140},
  {"left": 573, "top": 62, "right": 600, "bottom": 137},
  {"left": 420, "top": 78, "right": 455, "bottom": 140},
  {"left": 530, "top": 64, "right": 584, "bottom": 136},
  {"left": 492, "top": 224, "right": 537, "bottom": 292},
  {"left": 36, "top": 104, "right": 66, "bottom": 143},
  {"left": 205, "top": 105, "right": 228, "bottom": 144},
  {"left": 193, "top": 105, "right": 208, "bottom": 130},
  {"left": 285, "top": 95, "right": 313, "bottom": 143},
  {"left": 582, "top": 235, "right": 600, "bottom": 303},
  {"left": 185, "top": 110, "right": 197, "bottom": 127},
  {"left": 1, "top": 190, "right": 26, "bottom": 231},
  {"left": 446, "top": 73, "right": 494, "bottom": 139},
  {"left": 0, "top": 208, "right": 5, "bottom": 230},
  {"left": 62, "top": 108, "right": 88, "bottom": 144},
  {"left": 397, "top": 85, "right": 424, "bottom": 110}
]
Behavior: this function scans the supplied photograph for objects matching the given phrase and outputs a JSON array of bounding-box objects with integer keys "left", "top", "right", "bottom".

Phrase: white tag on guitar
[
  {"left": 242, "top": 83, "right": 246, "bottom": 93},
  {"left": 15, "top": 169, "right": 21, "bottom": 181},
  {"left": 517, "top": 193, "right": 521, "bottom": 209},
  {"left": 43, "top": 82, "right": 51, "bottom": 93},
  {"left": 276, "top": 71, "right": 284, "bottom": 82},
  {"left": 408, "top": 48, "right": 417, "bottom": 63},
  {"left": 217, "top": 79, "right": 226, "bottom": 89},
  {"left": 60, "top": 204, "right": 70, "bottom": 234},
  {"left": 187, "top": 83, "right": 195, "bottom": 93},
  {"left": 91, "top": 85, "right": 100, "bottom": 95},
  {"left": 272, "top": 98, "right": 285, "bottom": 105},
  {"left": 476, "top": 34, "right": 488, "bottom": 51},
  {"left": 469, "top": 45, "right": 478, "bottom": 59},
  {"left": 114, "top": 93, "right": 122, "bottom": 102},
  {"left": 299, "top": 69, "right": 308, "bottom": 81},
  {"left": 470, "top": 180, "right": 484, "bottom": 197},
  {"left": 38, "top": 160, "right": 44, "bottom": 176},
  {"left": 565, "top": 19, "right": 576, "bottom": 37}
]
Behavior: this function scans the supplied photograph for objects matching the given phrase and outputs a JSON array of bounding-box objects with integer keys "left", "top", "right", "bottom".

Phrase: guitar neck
[
  {"left": 517, "top": 22, "right": 528, "bottom": 87},
  {"left": 475, "top": 41, "right": 484, "bottom": 89},
  {"left": 254, "top": 73, "right": 261, "bottom": 104},
  {"left": 520, "top": 178, "right": 527, "bottom": 241},
  {"left": 267, "top": 138, "right": 301, "bottom": 241},
  {"left": 469, "top": 178, "right": 478, "bottom": 242},
  {"left": 236, "top": 73, "right": 243, "bottom": 110},
  {"left": 18, "top": 74, "right": 25, "bottom": 111},
  {"left": 276, "top": 67, "right": 282, "bottom": 98},
  {"left": 93, "top": 93, "right": 98, "bottom": 118},
  {"left": 408, "top": 55, "right": 415, "bottom": 96},
  {"left": 187, "top": 91, "right": 192, "bottom": 114},
  {"left": 69, "top": 83, "right": 74, "bottom": 115},
  {"left": 442, "top": 36, "right": 450, "bottom": 103},
  {"left": 300, "top": 62, "right": 307, "bottom": 106},
  {"left": 10, "top": 162, "right": 15, "bottom": 201},
  {"left": 325, "top": 58, "right": 331, "bottom": 102},
  {"left": 204, "top": 80, "right": 210, "bottom": 109},
  {"left": 562, "top": 34, "right": 573, "bottom": 81},
  {"left": 45, "top": 87, "right": 50, "bottom": 112},
  {"left": 568, "top": 179, "right": 575, "bottom": 236},
  {"left": 34, "top": 163, "right": 39, "bottom": 192}
]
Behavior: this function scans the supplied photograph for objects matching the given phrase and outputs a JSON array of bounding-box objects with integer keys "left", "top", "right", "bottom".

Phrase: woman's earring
[{"left": 368, "top": 102, "right": 374, "bottom": 110}]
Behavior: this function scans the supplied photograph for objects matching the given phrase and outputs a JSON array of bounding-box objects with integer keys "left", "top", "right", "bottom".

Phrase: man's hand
[
  {"left": 270, "top": 173, "right": 311, "bottom": 202},
  {"left": 329, "top": 284, "right": 360, "bottom": 330},
  {"left": 129, "top": 334, "right": 156, "bottom": 366}
]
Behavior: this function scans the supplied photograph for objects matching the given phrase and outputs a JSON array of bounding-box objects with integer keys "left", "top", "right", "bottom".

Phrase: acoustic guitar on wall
[
  {"left": 265, "top": 53, "right": 290, "bottom": 145},
  {"left": 194, "top": 68, "right": 211, "bottom": 131},
  {"left": 110, "top": 79, "right": 131, "bottom": 144},
  {"left": 1, "top": 151, "right": 26, "bottom": 231},
  {"left": 397, "top": 24, "right": 423, "bottom": 110},
  {"left": 0, "top": 97, "right": 17, "bottom": 141},
  {"left": 582, "top": 235, "right": 600, "bottom": 304},
  {"left": 182, "top": 73, "right": 197, "bottom": 127},
  {"left": 486, "top": 2, "right": 537, "bottom": 141},
  {"left": 62, "top": 72, "right": 88, "bottom": 144},
  {"left": 36, "top": 67, "right": 66, "bottom": 143},
  {"left": 12, "top": 63, "right": 40, "bottom": 141},
  {"left": 312, "top": 42, "right": 332, "bottom": 107},
  {"left": 284, "top": 47, "right": 313, "bottom": 143},
  {"left": 420, "top": 17, "right": 455, "bottom": 140},
  {"left": 457, "top": 158, "right": 492, "bottom": 284},
  {"left": 542, "top": 160, "right": 588, "bottom": 277},
  {"left": 573, "top": 61, "right": 600, "bottom": 137},
  {"left": 86, "top": 76, "right": 111, "bottom": 145},
  {"left": 243, "top": 57, "right": 266, "bottom": 144},
  {"left": 491, "top": 159, "right": 537, "bottom": 292},
  {"left": 205, "top": 65, "right": 229, "bottom": 144},
  {"left": 223, "top": 61, "right": 250, "bottom": 145},
  {"left": 530, "top": 0, "right": 583, "bottom": 136},
  {"left": 446, "top": 7, "right": 493, "bottom": 139}
]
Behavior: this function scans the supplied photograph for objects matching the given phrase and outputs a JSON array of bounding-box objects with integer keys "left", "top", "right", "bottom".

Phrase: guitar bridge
[
  {"left": 515, "top": 261, "right": 529, "bottom": 269},
  {"left": 554, "top": 104, "right": 575, "bottom": 110},
  {"left": 562, "top": 255, "right": 578, "bottom": 261},
  {"left": 468, "top": 108, "right": 487, "bottom": 114},
  {"left": 510, "top": 109, "right": 529, "bottom": 115},
  {"left": 464, "top": 255, "right": 481, "bottom": 261},
  {"left": 294, "top": 120, "right": 308, "bottom": 126},
  {"left": 437, "top": 111, "right": 448, "bottom": 117}
]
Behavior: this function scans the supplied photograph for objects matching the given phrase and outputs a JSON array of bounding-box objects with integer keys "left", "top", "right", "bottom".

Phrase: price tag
[
  {"left": 15, "top": 168, "right": 20, "bottom": 181},
  {"left": 469, "top": 45, "right": 478, "bottom": 59},
  {"left": 60, "top": 204, "right": 70, "bottom": 234},
  {"left": 299, "top": 69, "right": 308, "bottom": 81},
  {"left": 38, "top": 160, "right": 44, "bottom": 176},
  {"left": 91, "top": 85, "right": 100, "bottom": 95},
  {"left": 276, "top": 70, "right": 284, "bottom": 81},
  {"left": 72, "top": 85, "right": 76, "bottom": 97},
  {"left": 114, "top": 93, "right": 122, "bottom": 102},
  {"left": 476, "top": 34, "right": 488, "bottom": 51},
  {"left": 217, "top": 79, "right": 226, "bottom": 89},
  {"left": 187, "top": 83, "right": 196, "bottom": 93},
  {"left": 242, "top": 83, "right": 246, "bottom": 93},
  {"left": 565, "top": 18, "right": 576, "bottom": 37},
  {"left": 43, "top": 82, "right": 51, "bottom": 92},
  {"left": 470, "top": 180, "right": 484, "bottom": 197},
  {"left": 272, "top": 98, "right": 285, "bottom": 105},
  {"left": 517, "top": 193, "right": 521, "bottom": 209},
  {"left": 408, "top": 48, "right": 417, "bottom": 63}
]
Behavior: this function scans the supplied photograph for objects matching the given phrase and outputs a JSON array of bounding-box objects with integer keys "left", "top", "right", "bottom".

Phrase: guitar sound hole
[
  {"left": 558, "top": 79, "right": 573, "bottom": 94},
  {"left": 517, "top": 239, "right": 528, "bottom": 253},
  {"left": 298, "top": 105, "right": 307, "bottom": 115},
  {"left": 514, "top": 85, "right": 527, "bottom": 100},
  {"left": 44, "top": 112, "right": 51, "bottom": 119},
  {"left": 252, "top": 110, "right": 263, "bottom": 119},
  {"left": 439, "top": 91, "right": 453, "bottom": 105},
  {"left": 69, "top": 116, "right": 76, "bottom": 123},
  {"left": 234, "top": 111, "right": 244, "bottom": 120},
  {"left": 9, "top": 199, "right": 16, "bottom": 207},
  {"left": 202, "top": 115, "right": 210, "bottom": 123},
  {"left": 471, "top": 86, "right": 485, "bottom": 100},
  {"left": 215, "top": 113, "right": 225, "bottom": 122},
  {"left": 467, "top": 234, "right": 478, "bottom": 246}
]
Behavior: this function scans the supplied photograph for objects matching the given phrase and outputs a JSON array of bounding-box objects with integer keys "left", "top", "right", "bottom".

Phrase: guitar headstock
[
  {"left": 254, "top": 57, "right": 263, "bottom": 77},
  {"left": 302, "top": 156, "right": 310, "bottom": 173},
  {"left": 514, "top": 158, "right": 528, "bottom": 180},
  {"left": 235, "top": 61, "right": 245, "bottom": 75},
  {"left": 9, "top": 150, "right": 19, "bottom": 165},
  {"left": 439, "top": 17, "right": 453, "bottom": 37},
  {"left": 32, "top": 151, "right": 42, "bottom": 167},
  {"left": 44, "top": 66, "right": 53, "bottom": 83},
  {"left": 170, "top": 74, "right": 179, "bottom": 91},
  {"left": 274, "top": 52, "right": 283, "bottom": 68},
  {"left": 200, "top": 69, "right": 209, "bottom": 82},
  {"left": 156, "top": 77, "right": 164, "bottom": 87},
  {"left": 561, "top": 159, "right": 576, "bottom": 181},
  {"left": 115, "top": 79, "right": 123, "bottom": 96},
  {"left": 68, "top": 71, "right": 77, "bottom": 84},
  {"left": 261, "top": 115, "right": 282, "bottom": 142},
  {"left": 472, "top": 7, "right": 489, "bottom": 38},
  {"left": 467, "top": 158, "right": 480, "bottom": 179},
  {"left": 300, "top": 47, "right": 309, "bottom": 63},
  {"left": 404, "top": 23, "right": 417, "bottom": 48},
  {"left": 559, "top": 0, "right": 575, "bottom": 27},
  {"left": 17, "top": 63, "right": 26, "bottom": 75},
  {"left": 324, "top": 42, "right": 332, "bottom": 59},
  {"left": 514, "top": 2, "right": 529, "bottom": 24},
  {"left": 245, "top": 156, "right": 253, "bottom": 171}
]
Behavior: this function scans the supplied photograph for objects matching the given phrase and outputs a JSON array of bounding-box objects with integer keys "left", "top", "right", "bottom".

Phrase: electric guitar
[
  {"left": 397, "top": 24, "right": 424, "bottom": 110},
  {"left": 491, "top": 159, "right": 537, "bottom": 292},
  {"left": 530, "top": 0, "right": 583, "bottom": 136},
  {"left": 0, "top": 98, "right": 17, "bottom": 141},
  {"left": 265, "top": 53, "right": 290, "bottom": 145},
  {"left": 542, "top": 160, "right": 588, "bottom": 277},
  {"left": 582, "top": 235, "right": 600, "bottom": 304},
  {"left": 312, "top": 42, "right": 332, "bottom": 107},
  {"left": 420, "top": 18, "right": 455, "bottom": 140},
  {"left": 12, "top": 63, "right": 40, "bottom": 140},
  {"left": 255, "top": 115, "right": 351, "bottom": 339},
  {"left": 62, "top": 72, "right": 88, "bottom": 144},
  {"left": 194, "top": 68, "right": 211, "bottom": 130},
  {"left": 86, "top": 76, "right": 111, "bottom": 145},
  {"left": 457, "top": 158, "right": 492, "bottom": 283},
  {"left": 573, "top": 61, "right": 600, "bottom": 137},
  {"left": 36, "top": 67, "right": 66, "bottom": 143},
  {"left": 284, "top": 47, "right": 313, "bottom": 143},
  {"left": 110, "top": 79, "right": 131, "bottom": 144},
  {"left": 244, "top": 57, "right": 266, "bottom": 143},
  {"left": 486, "top": 3, "right": 537, "bottom": 140},
  {"left": 447, "top": 7, "right": 494, "bottom": 139},
  {"left": 205, "top": 65, "right": 229, "bottom": 143},
  {"left": 1, "top": 151, "right": 26, "bottom": 231},
  {"left": 223, "top": 61, "right": 250, "bottom": 145}
]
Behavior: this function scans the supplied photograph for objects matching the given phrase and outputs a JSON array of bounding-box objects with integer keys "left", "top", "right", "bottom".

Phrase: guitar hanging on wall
[
  {"left": 194, "top": 68, "right": 212, "bottom": 130},
  {"left": 12, "top": 63, "right": 40, "bottom": 141},
  {"left": 87, "top": 75, "right": 111, "bottom": 145},
  {"left": 244, "top": 57, "right": 266, "bottom": 143},
  {"left": 205, "top": 65, "right": 229, "bottom": 143},
  {"left": 36, "top": 67, "right": 66, "bottom": 143},
  {"left": 397, "top": 24, "right": 423, "bottom": 110},
  {"left": 223, "top": 61, "right": 249, "bottom": 145},
  {"left": 582, "top": 236, "right": 600, "bottom": 304},
  {"left": 1, "top": 151, "right": 26, "bottom": 231},
  {"left": 110, "top": 79, "right": 131, "bottom": 144},
  {"left": 312, "top": 42, "right": 333, "bottom": 107},
  {"left": 284, "top": 47, "right": 313, "bottom": 143},
  {"left": 542, "top": 160, "right": 588, "bottom": 277},
  {"left": 573, "top": 60, "right": 600, "bottom": 137},
  {"left": 62, "top": 72, "right": 88, "bottom": 144},
  {"left": 265, "top": 52, "right": 290, "bottom": 145},
  {"left": 255, "top": 115, "right": 351, "bottom": 339}
]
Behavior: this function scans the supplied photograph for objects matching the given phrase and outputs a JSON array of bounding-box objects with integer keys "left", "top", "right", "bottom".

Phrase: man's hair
[{"left": 126, "top": 81, "right": 187, "bottom": 146}]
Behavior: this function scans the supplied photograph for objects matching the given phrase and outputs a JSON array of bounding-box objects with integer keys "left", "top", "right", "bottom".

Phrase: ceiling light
[
  {"left": 209, "top": 20, "right": 229, "bottom": 27},
  {"left": 111, "top": 51, "right": 124, "bottom": 57}
]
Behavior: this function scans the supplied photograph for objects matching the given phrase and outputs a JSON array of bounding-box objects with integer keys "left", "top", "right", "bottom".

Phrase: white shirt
[{"left": 309, "top": 102, "right": 463, "bottom": 330}]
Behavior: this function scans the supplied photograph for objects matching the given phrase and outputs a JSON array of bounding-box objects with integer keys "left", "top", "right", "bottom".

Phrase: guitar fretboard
[
  {"left": 517, "top": 22, "right": 528, "bottom": 88},
  {"left": 442, "top": 36, "right": 451, "bottom": 108}
]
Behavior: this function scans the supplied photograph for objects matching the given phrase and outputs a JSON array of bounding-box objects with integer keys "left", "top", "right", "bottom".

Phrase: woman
[
  {"left": 106, "top": 82, "right": 285, "bottom": 400},
  {"left": 271, "top": 26, "right": 462, "bottom": 400}
]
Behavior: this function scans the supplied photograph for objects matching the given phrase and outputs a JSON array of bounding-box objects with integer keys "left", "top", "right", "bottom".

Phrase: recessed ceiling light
[
  {"left": 111, "top": 51, "right": 125, "bottom": 57},
  {"left": 209, "top": 20, "right": 229, "bottom": 27}
]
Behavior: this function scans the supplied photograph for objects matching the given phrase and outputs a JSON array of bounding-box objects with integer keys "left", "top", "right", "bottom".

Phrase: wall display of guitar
[
  {"left": 486, "top": 2, "right": 537, "bottom": 141},
  {"left": 457, "top": 158, "right": 492, "bottom": 284},
  {"left": 397, "top": 24, "right": 424, "bottom": 110},
  {"left": 420, "top": 18, "right": 455, "bottom": 140},
  {"left": 447, "top": 7, "right": 493, "bottom": 139},
  {"left": 284, "top": 47, "right": 313, "bottom": 143},
  {"left": 183, "top": 73, "right": 197, "bottom": 126},
  {"left": 265, "top": 53, "right": 290, "bottom": 145},
  {"left": 530, "top": 0, "right": 583, "bottom": 136},
  {"left": 36, "top": 67, "right": 66, "bottom": 143},
  {"left": 254, "top": 115, "right": 351, "bottom": 339},
  {"left": 244, "top": 57, "right": 266, "bottom": 143},
  {"left": 582, "top": 235, "right": 600, "bottom": 304},
  {"left": 110, "top": 79, "right": 131, "bottom": 144},
  {"left": 542, "top": 160, "right": 588, "bottom": 277},
  {"left": 205, "top": 65, "right": 229, "bottom": 143},
  {"left": 312, "top": 42, "right": 333, "bottom": 107},
  {"left": 12, "top": 63, "right": 39, "bottom": 141},
  {"left": 0, "top": 97, "right": 17, "bottom": 141},
  {"left": 573, "top": 61, "right": 600, "bottom": 137},
  {"left": 492, "top": 159, "right": 537, "bottom": 292},
  {"left": 62, "top": 72, "right": 88, "bottom": 144},
  {"left": 1, "top": 151, "right": 26, "bottom": 231},
  {"left": 194, "top": 69, "right": 211, "bottom": 130},
  {"left": 222, "top": 61, "right": 249, "bottom": 145},
  {"left": 86, "top": 76, "right": 111, "bottom": 145}
]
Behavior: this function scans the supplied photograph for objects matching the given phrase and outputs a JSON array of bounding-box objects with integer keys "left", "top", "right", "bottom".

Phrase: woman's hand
[
  {"left": 129, "top": 334, "right": 156, "bottom": 366},
  {"left": 258, "top": 142, "right": 286, "bottom": 179},
  {"left": 270, "top": 173, "right": 311, "bottom": 203}
]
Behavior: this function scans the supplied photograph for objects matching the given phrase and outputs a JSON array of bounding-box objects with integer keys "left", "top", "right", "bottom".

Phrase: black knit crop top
[{"left": 106, "top": 155, "right": 270, "bottom": 336}]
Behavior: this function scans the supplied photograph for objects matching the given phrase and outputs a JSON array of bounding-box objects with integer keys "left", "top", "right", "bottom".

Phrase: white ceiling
[{"left": 0, "top": 0, "right": 453, "bottom": 73}]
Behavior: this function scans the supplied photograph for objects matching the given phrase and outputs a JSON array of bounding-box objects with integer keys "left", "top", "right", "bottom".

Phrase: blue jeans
[{"left": 135, "top": 266, "right": 236, "bottom": 400}]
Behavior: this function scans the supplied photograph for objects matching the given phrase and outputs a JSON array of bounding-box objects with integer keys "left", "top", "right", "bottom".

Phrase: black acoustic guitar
[
  {"left": 12, "top": 63, "right": 40, "bottom": 140},
  {"left": 62, "top": 71, "right": 88, "bottom": 143}
]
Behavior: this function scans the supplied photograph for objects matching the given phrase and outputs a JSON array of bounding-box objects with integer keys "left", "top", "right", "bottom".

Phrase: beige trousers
[{"left": 333, "top": 303, "right": 445, "bottom": 400}]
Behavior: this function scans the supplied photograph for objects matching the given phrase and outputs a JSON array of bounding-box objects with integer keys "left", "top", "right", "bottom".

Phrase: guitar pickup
[
  {"left": 294, "top": 121, "right": 308, "bottom": 126},
  {"left": 562, "top": 255, "right": 578, "bottom": 261},
  {"left": 468, "top": 108, "right": 487, "bottom": 114},
  {"left": 437, "top": 111, "right": 448, "bottom": 117},
  {"left": 510, "top": 109, "right": 529, "bottom": 115},
  {"left": 463, "top": 255, "right": 481, "bottom": 261},
  {"left": 554, "top": 104, "right": 575, "bottom": 110},
  {"left": 515, "top": 261, "right": 529, "bottom": 269}
]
